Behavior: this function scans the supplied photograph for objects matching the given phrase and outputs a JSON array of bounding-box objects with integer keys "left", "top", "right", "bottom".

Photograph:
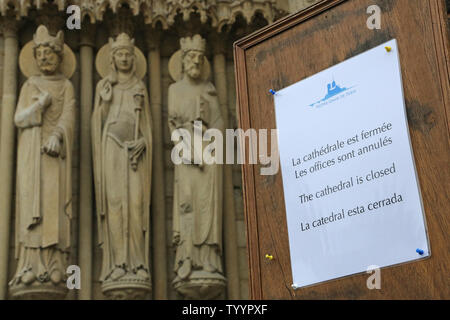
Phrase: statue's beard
[
  {"left": 38, "top": 62, "right": 59, "bottom": 75},
  {"left": 186, "top": 66, "right": 201, "bottom": 79}
]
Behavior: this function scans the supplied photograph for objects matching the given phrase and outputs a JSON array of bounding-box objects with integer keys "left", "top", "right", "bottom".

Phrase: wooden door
[{"left": 234, "top": 0, "right": 450, "bottom": 299}]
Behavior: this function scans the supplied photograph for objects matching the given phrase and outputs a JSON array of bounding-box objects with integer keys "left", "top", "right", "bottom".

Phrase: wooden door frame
[{"left": 234, "top": 0, "right": 450, "bottom": 299}]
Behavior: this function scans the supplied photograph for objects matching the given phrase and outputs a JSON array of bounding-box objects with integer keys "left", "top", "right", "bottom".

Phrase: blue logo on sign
[{"left": 309, "top": 78, "right": 356, "bottom": 107}]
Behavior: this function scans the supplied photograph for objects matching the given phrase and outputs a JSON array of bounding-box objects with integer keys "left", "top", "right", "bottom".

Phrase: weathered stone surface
[
  {"left": 0, "top": 0, "right": 321, "bottom": 301},
  {"left": 0, "top": 1, "right": 285, "bottom": 30},
  {"left": 168, "top": 34, "right": 226, "bottom": 300},
  {"left": 9, "top": 25, "right": 76, "bottom": 300},
  {"left": 92, "top": 33, "right": 152, "bottom": 299}
]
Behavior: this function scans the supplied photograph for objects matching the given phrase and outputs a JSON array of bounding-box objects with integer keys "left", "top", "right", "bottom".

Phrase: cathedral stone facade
[{"left": 0, "top": 0, "right": 319, "bottom": 300}]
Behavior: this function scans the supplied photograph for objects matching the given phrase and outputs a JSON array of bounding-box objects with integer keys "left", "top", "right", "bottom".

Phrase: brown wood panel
[{"left": 235, "top": 0, "right": 450, "bottom": 299}]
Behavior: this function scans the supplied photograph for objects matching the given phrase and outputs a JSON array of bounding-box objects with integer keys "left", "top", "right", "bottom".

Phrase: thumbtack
[
  {"left": 269, "top": 89, "right": 276, "bottom": 95},
  {"left": 416, "top": 248, "right": 424, "bottom": 255},
  {"left": 265, "top": 254, "right": 274, "bottom": 260},
  {"left": 291, "top": 284, "right": 300, "bottom": 290},
  {"left": 385, "top": 46, "right": 392, "bottom": 52}
]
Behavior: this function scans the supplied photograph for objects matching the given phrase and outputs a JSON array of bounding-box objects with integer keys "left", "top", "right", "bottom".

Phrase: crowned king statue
[
  {"left": 168, "top": 34, "right": 226, "bottom": 299},
  {"left": 9, "top": 25, "right": 76, "bottom": 299}
]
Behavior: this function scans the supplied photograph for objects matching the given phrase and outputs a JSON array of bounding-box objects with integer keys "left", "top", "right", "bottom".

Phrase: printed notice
[{"left": 274, "top": 39, "right": 430, "bottom": 288}]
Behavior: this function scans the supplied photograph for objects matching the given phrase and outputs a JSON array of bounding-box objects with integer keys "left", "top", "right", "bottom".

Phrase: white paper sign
[{"left": 274, "top": 39, "right": 430, "bottom": 289}]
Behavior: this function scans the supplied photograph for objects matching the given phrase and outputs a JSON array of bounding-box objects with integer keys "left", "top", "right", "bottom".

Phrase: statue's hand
[
  {"left": 200, "top": 122, "right": 208, "bottom": 134},
  {"left": 38, "top": 91, "right": 52, "bottom": 110},
  {"left": 128, "top": 137, "right": 146, "bottom": 161},
  {"left": 169, "top": 116, "right": 183, "bottom": 130},
  {"left": 42, "top": 134, "right": 61, "bottom": 157},
  {"left": 172, "top": 232, "right": 180, "bottom": 247},
  {"left": 199, "top": 95, "right": 210, "bottom": 113},
  {"left": 28, "top": 217, "right": 41, "bottom": 229},
  {"left": 100, "top": 81, "right": 113, "bottom": 101},
  {"left": 134, "top": 93, "right": 144, "bottom": 108}
]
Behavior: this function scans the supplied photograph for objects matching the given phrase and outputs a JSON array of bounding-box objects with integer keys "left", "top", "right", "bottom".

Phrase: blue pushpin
[
  {"left": 416, "top": 248, "right": 424, "bottom": 255},
  {"left": 269, "top": 89, "right": 276, "bottom": 95}
]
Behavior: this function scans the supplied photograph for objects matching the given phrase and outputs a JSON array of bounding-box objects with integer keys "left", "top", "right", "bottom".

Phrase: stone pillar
[
  {"left": 146, "top": 31, "right": 168, "bottom": 300},
  {"left": 211, "top": 34, "right": 240, "bottom": 300},
  {"left": 0, "top": 18, "right": 18, "bottom": 300},
  {"left": 0, "top": 31, "right": 4, "bottom": 135},
  {"left": 78, "top": 24, "right": 95, "bottom": 300}
]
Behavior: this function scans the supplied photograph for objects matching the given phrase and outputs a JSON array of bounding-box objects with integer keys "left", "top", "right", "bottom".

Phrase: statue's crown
[
  {"left": 180, "top": 35, "right": 206, "bottom": 53},
  {"left": 110, "top": 33, "right": 135, "bottom": 52},
  {"left": 33, "top": 25, "right": 64, "bottom": 52}
]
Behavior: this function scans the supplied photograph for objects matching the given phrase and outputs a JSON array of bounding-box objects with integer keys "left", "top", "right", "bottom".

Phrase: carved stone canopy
[{"left": 0, "top": 0, "right": 285, "bottom": 32}]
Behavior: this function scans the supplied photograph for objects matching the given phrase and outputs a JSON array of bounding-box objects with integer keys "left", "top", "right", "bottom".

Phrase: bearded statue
[
  {"left": 168, "top": 35, "right": 226, "bottom": 299},
  {"left": 9, "top": 25, "right": 76, "bottom": 299}
]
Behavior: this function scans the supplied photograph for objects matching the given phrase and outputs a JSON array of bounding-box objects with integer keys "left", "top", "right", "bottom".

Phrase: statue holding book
[{"left": 168, "top": 34, "right": 226, "bottom": 299}]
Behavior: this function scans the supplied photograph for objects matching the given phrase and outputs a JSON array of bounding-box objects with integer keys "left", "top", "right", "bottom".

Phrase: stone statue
[
  {"left": 168, "top": 35, "right": 226, "bottom": 299},
  {"left": 9, "top": 25, "right": 76, "bottom": 299},
  {"left": 92, "top": 33, "right": 153, "bottom": 299}
]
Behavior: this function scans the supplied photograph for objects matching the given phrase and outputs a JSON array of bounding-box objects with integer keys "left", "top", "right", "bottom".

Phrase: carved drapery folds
[
  {"left": 9, "top": 25, "right": 76, "bottom": 300},
  {"left": 168, "top": 34, "right": 226, "bottom": 300},
  {"left": 0, "top": 0, "right": 284, "bottom": 31},
  {"left": 92, "top": 33, "right": 153, "bottom": 300}
]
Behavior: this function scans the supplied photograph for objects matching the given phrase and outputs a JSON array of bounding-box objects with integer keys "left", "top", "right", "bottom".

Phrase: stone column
[
  {"left": 78, "top": 24, "right": 95, "bottom": 300},
  {"left": 211, "top": 34, "right": 240, "bottom": 300},
  {"left": 146, "top": 31, "right": 168, "bottom": 299},
  {"left": 0, "top": 18, "right": 18, "bottom": 300},
  {"left": 0, "top": 30, "right": 4, "bottom": 134}
]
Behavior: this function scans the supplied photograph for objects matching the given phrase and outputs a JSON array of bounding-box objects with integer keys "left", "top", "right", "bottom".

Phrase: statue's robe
[
  {"left": 92, "top": 75, "right": 152, "bottom": 281},
  {"left": 12, "top": 74, "right": 74, "bottom": 282},
  {"left": 168, "top": 78, "right": 224, "bottom": 280}
]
